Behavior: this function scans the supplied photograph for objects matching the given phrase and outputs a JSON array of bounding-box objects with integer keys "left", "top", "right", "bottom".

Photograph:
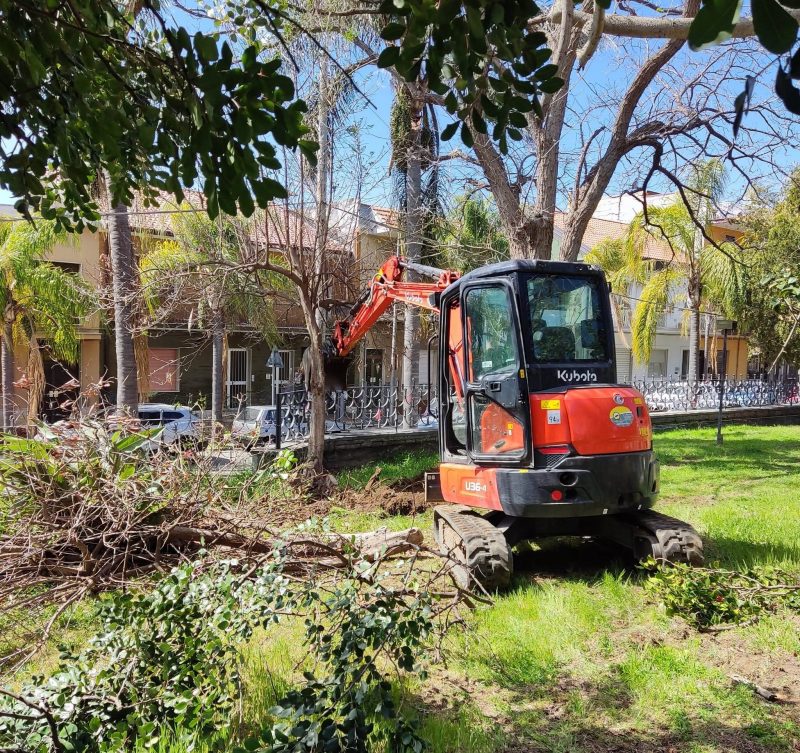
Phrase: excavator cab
[{"left": 438, "top": 260, "right": 616, "bottom": 467}]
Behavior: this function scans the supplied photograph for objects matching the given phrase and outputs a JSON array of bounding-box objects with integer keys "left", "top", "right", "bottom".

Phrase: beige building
[{"left": 554, "top": 193, "right": 749, "bottom": 381}]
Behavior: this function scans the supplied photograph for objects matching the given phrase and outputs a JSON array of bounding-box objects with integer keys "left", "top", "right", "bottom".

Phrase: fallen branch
[{"left": 730, "top": 675, "right": 781, "bottom": 703}]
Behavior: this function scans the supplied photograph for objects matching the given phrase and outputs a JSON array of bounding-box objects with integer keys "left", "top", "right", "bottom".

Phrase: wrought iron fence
[
  {"left": 274, "top": 383, "right": 438, "bottom": 448},
  {"left": 268, "top": 378, "right": 798, "bottom": 446},
  {"left": 632, "top": 378, "right": 799, "bottom": 413}
]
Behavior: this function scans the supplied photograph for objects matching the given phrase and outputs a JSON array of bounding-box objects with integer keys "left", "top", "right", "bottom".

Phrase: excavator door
[{"left": 460, "top": 281, "right": 530, "bottom": 464}]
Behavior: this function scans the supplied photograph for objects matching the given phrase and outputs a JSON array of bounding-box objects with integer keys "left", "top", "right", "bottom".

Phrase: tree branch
[{"left": 545, "top": 6, "right": 800, "bottom": 39}]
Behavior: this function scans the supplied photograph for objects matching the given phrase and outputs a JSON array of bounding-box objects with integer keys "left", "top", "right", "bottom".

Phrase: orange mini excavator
[{"left": 328, "top": 255, "right": 703, "bottom": 589}]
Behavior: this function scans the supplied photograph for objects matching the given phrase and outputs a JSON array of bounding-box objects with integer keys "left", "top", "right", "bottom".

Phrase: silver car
[
  {"left": 137, "top": 403, "right": 203, "bottom": 450},
  {"left": 231, "top": 405, "right": 282, "bottom": 447}
]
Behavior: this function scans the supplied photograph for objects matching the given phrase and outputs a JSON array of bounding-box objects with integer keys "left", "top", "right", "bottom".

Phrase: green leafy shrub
[
  {"left": 0, "top": 525, "right": 442, "bottom": 752},
  {"left": 644, "top": 560, "right": 800, "bottom": 629}
]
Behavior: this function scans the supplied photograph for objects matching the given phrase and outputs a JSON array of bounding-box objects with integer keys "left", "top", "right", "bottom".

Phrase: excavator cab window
[
  {"left": 461, "top": 282, "right": 529, "bottom": 463},
  {"left": 527, "top": 275, "right": 608, "bottom": 362}
]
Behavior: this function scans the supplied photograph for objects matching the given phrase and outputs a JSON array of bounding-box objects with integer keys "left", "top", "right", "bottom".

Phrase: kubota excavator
[{"left": 328, "top": 255, "right": 703, "bottom": 589}]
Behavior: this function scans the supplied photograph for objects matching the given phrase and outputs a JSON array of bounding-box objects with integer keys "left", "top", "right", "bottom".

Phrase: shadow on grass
[
  {"left": 512, "top": 539, "right": 631, "bottom": 582},
  {"left": 415, "top": 676, "right": 795, "bottom": 753},
  {"left": 509, "top": 520, "right": 800, "bottom": 583}
]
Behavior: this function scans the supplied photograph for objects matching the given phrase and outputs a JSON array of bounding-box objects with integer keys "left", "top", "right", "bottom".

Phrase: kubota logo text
[
  {"left": 464, "top": 480, "right": 487, "bottom": 493},
  {"left": 556, "top": 370, "right": 598, "bottom": 383}
]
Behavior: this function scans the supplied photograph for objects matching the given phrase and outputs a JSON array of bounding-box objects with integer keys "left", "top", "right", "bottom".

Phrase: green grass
[
  {"left": 8, "top": 424, "right": 800, "bottom": 752},
  {"left": 336, "top": 448, "right": 437, "bottom": 489},
  {"left": 416, "top": 424, "right": 800, "bottom": 753}
]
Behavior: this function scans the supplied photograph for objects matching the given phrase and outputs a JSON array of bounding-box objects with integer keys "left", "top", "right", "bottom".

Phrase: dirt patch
[
  {"left": 696, "top": 615, "right": 800, "bottom": 713},
  {"left": 334, "top": 480, "right": 432, "bottom": 518}
]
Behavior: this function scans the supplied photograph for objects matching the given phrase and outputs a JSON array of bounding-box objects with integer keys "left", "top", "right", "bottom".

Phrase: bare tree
[{"left": 334, "top": 0, "right": 799, "bottom": 264}]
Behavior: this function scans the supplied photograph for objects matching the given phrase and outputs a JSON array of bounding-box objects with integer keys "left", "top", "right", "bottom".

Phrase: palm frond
[{"left": 631, "top": 267, "right": 680, "bottom": 364}]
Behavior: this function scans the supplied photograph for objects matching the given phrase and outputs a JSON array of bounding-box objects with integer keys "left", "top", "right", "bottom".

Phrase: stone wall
[{"left": 251, "top": 404, "right": 800, "bottom": 472}]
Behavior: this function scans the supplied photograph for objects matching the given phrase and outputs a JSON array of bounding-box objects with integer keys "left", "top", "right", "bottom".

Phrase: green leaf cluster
[
  {"left": 377, "top": 0, "right": 561, "bottom": 154},
  {"left": 644, "top": 559, "right": 800, "bottom": 629},
  {"left": 0, "top": 1, "right": 318, "bottom": 230},
  {"left": 239, "top": 547, "right": 434, "bottom": 753},
  {"left": 0, "top": 518, "right": 437, "bottom": 752},
  {"left": 0, "top": 219, "right": 95, "bottom": 365}
]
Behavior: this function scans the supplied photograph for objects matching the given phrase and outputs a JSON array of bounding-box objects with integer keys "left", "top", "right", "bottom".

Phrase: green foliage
[
  {"left": 0, "top": 525, "right": 437, "bottom": 753},
  {"left": 688, "top": 0, "right": 800, "bottom": 117},
  {"left": 438, "top": 196, "right": 509, "bottom": 272},
  {"left": 0, "top": 420, "right": 157, "bottom": 515},
  {"left": 0, "top": 220, "right": 94, "bottom": 362},
  {"left": 587, "top": 160, "right": 741, "bottom": 365},
  {"left": 1, "top": 1, "right": 317, "bottom": 229},
  {"left": 140, "top": 207, "right": 281, "bottom": 341},
  {"left": 644, "top": 560, "right": 800, "bottom": 630},
  {"left": 337, "top": 450, "right": 438, "bottom": 490},
  {"left": 377, "top": 0, "right": 559, "bottom": 154},
  {"left": 688, "top": 0, "right": 799, "bottom": 56},
  {"left": 243, "top": 564, "right": 434, "bottom": 753},
  {"left": 0, "top": 559, "right": 284, "bottom": 752},
  {"left": 736, "top": 170, "right": 800, "bottom": 367}
]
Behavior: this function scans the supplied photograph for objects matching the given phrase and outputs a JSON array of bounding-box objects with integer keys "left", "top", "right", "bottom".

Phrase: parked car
[
  {"left": 232, "top": 405, "right": 341, "bottom": 448},
  {"left": 137, "top": 403, "right": 204, "bottom": 451},
  {"left": 231, "top": 405, "right": 284, "bottom": 448}
]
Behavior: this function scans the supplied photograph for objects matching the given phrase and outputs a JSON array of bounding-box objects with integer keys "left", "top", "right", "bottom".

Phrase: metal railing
[
  {"left": 267, "top": 377, "right": 799, "bottom": 447},
  {"left": 274, "top": 383, "right": 438, "bottom": 448},
  {"left": 632, "top": 378, "right": 799, "bottom": 413}
]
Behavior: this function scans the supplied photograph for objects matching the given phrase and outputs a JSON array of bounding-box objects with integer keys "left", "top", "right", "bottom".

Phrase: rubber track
[
  {"left": 433, "top": 505, "right": 513, "bottom": 591},
  {"left": 629, "top": 509, "right": 704, "bottom": 566}
]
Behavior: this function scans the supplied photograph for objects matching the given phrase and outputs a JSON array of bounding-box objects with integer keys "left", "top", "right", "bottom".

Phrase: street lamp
[
  {"left": 716, "top": 319, "right": 736, "bottom": 445},
  {"left": 266, "top": 348, "right": 284, "bottom": 405}
]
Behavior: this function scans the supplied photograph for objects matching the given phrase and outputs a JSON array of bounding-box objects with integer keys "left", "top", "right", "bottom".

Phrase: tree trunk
[
  {"left": 1, "top": 322, "right": 14, "bottom": 429},
  {"left": 314, "top": 58, "right": 331, "bottom": 333},
  {"left": 210, "top": 309, "right": 225, "bottom": 424},
  {"left": 402, "top": 86, "right": 423, "bottom": 427},
  {"left": 106, "top": 181, "right": 139, "bottom": 414},
  {"left": 688, "top": 285, "right": 700, "bottom": 384},
  {"left": 304, "top": 323, "right": 326, "bottom": 476}
]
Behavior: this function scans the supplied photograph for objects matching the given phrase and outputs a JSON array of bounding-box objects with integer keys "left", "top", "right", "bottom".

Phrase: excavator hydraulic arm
[{"left": 330, "top": 255, "right": 459, "bottom": 358}]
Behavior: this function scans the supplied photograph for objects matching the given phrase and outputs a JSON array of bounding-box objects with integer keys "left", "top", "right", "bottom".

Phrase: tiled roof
[
  {"left": 371, "top": 206, "right": 400, "bottom": 230},
  {"left": 554, "top": 212, "right": 680, "bottom": 262},
  {"left": 99, "top": 189, "right": 343, "bottom": 251}
]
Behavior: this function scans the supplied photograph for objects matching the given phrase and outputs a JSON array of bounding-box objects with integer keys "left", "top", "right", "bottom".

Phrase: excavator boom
[{"left": 330, "top": 255, "right": 459, "bottom": 358}]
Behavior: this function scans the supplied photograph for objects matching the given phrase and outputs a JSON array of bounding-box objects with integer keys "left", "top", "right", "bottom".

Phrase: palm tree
[
  {"left": 0, "top": 220, "right": 94, "bottom": 427},
  {"left": 390, "top": 83, "right": 441, "bottom": 423},
  {"left": 140, "top": 208, "right": 277, "bottom": 423},
  {"left": 587, "top": 162, "right": 743, "bottom": 378},
  {"left": 440, "top": 196, "right": 509, "bottom": 272},
  {"left": 105, "top": 196, "right": 140, "bottom": 414}
]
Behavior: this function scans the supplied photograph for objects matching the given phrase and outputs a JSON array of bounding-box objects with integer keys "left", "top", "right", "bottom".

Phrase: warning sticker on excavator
[{"left": 541, "top": 399, "right": 561, "bottom": 409}]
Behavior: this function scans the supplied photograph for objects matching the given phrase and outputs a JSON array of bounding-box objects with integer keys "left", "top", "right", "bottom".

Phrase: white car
[
  {"left": 231, "top": 405, "right": 283, "bottom": 447},
  {"left": 137, "top": 403, "right": 203, "bottom": 450}
]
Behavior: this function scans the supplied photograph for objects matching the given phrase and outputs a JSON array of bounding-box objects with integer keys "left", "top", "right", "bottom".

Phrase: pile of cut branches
[
  {"left": 643, "top": 559, "right": 800, "bottom": 630},
  {"left": 0, "top": 419, "right": 426, "bottom": 668}
]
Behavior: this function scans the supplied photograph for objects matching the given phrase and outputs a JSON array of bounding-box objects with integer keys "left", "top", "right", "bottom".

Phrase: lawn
[
  {"left": 6, "top": 424, "right": 800, "bottom": 752},
  {"left": 271, "top": 424, "right": 800, "bottom": 753}
]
